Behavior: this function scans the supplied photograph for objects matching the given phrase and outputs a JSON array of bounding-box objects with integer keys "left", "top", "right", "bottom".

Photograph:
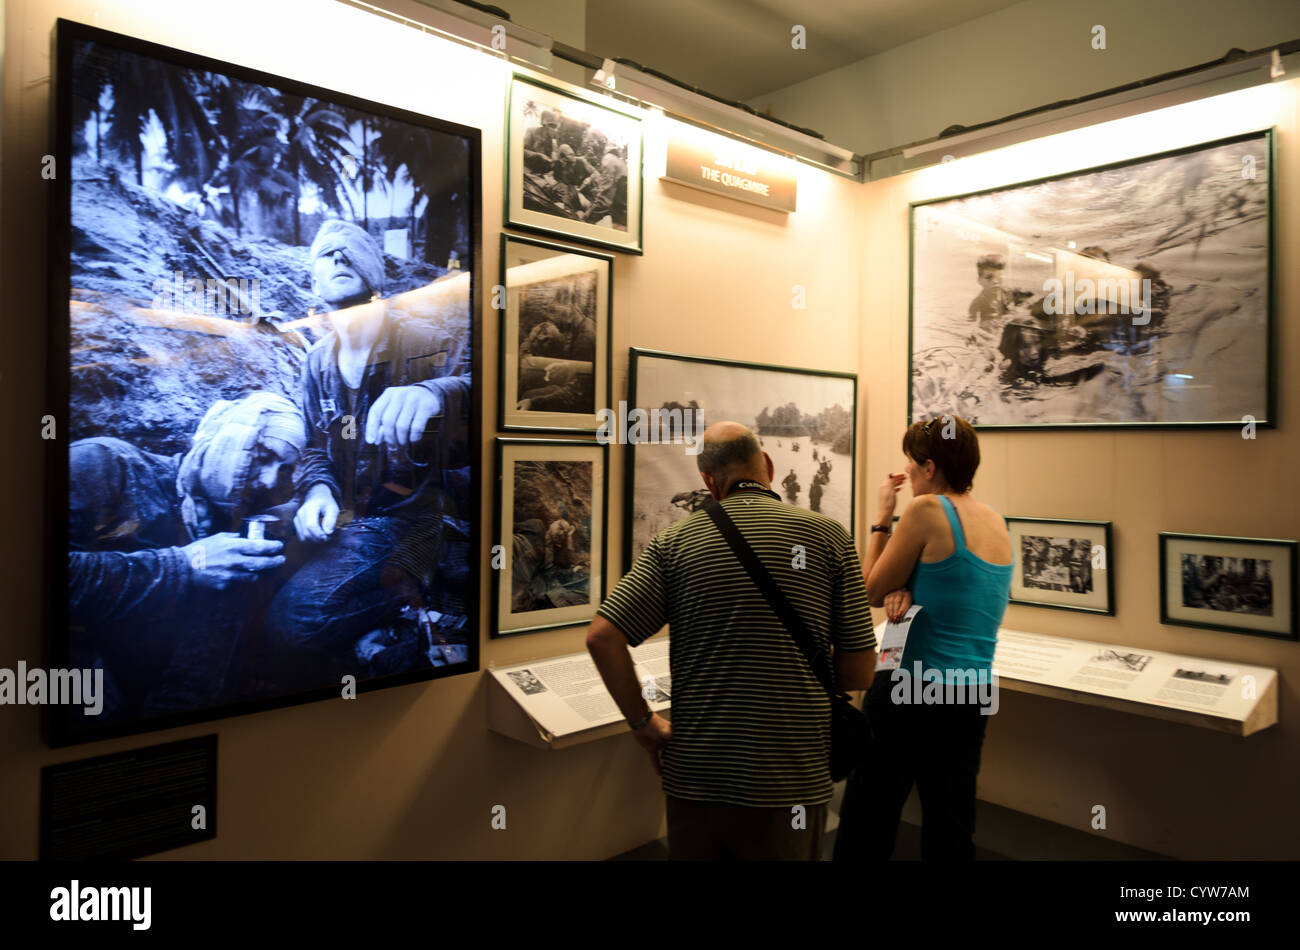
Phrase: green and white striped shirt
[{"left": 598, "top": 488, "right": 876, "bottom": 807}]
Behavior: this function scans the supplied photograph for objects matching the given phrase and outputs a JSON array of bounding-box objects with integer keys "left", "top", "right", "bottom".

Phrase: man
[
  {"left": 68, "top": 392, "right": 306, "bottom": 721},
  {"left": 782, "top": 467, "right": 800, "bottom": 503},
  {"left": 586, "top": 422, "right": 876, "bottom": 860},
  {"left": 267, "top": 220, "right": 471, "bottom": 682},
  {"left": 522, "top": 109, "right": 561, "bottom": 174}
]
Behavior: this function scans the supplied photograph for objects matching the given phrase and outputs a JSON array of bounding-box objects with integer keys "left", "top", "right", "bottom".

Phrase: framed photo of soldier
[
  {"left": 909, "top": 129, "right": 1275, "bottom": 429},
  {"left": 493, "top": 439, "right": 608, "bottom": 637},
  {"left": 506, "top": 74, "right": 644, "bottom": 255},
  {"left": 1159, "top": 533, "right": 1297, "bottom": 640},
  {"left": 499, "top": 234, "right": 612, "bottom": 433},
  {"left": 47, "top": 21, "right": 481, "bottom": 746},
  {"left": 1006, "top": 518, "right": 1114, "bottom": 615},
  {"left": 623, "top": 348, "right": 857, "bottom": 570}
]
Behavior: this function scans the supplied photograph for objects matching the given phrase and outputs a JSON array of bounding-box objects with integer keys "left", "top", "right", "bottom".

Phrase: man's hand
[
  {"left": 365, "top": 385, "right": 440, "bottom": 448},
  {"left": 181, "top": 533, "right": 285, "bottom": 590},
  {"left": 883, "top": 588, "right": 913, "bottom": 623},
  {"left": 294, "top": 483, "right": 339, "bottom": 542},
  {"left": 632, "top": 713, "right": 671, "bottom": 776}
]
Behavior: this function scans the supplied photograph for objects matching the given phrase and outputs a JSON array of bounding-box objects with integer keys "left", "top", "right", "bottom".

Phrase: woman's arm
[{"left": 863, "top": 495, "right": 931, "bottom": 607}]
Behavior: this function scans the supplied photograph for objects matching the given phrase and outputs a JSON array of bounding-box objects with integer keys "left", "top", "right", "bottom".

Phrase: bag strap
[{"left": 702, "top": 498, "right": 836, "bottom": 699}]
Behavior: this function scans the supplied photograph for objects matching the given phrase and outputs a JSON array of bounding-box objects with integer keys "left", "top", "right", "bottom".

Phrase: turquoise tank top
[{"left": 901, "top": 495, "right": 1013, "bottom": 683}]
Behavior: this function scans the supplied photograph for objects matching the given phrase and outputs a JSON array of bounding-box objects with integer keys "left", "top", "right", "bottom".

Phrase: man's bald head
[{"left": 696, "top": 422, "right": 768, "bottom": 492}]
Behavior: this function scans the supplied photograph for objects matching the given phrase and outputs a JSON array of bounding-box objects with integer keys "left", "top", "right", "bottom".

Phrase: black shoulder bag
[{"left": 702, "top": 498, "right": 870, "bottom": 781}]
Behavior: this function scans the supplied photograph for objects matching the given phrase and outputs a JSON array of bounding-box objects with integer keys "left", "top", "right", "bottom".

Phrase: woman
[{"left": 834, "top": 415, "right": 1012, "bottom": 861}]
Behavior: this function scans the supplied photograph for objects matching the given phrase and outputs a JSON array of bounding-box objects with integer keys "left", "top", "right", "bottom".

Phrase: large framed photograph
[
  {"left": 493, "top": 439, "right": 608, "bottom": 636},
  {"left": 48, "top": 21, "right": 481, "bottom": 745},
  {"left": 506, "top": 74, "right": 643, "bottom": 254},
  {"left": 910, "top": 130, "right": 1275, "bottom": 428},
  {"left": 624, "top": 348, "right": 857, "bottom": 569},
  {"left": 499, "top": 234, "right": 612, "bottom": 432},
  {"left": 1007, "top": 518, "right": 1113, "bottom": 615},
  {"left": 1160, "top": 533, "right": 1297, "bottom": 640}
]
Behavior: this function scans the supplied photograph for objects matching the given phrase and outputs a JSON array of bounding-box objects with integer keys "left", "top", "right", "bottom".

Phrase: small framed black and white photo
[
  {"left": 506, "top": 74, "right": 643, "bottom": 254},
  {"left": 499, "top": 234, "right": 612, "bottom": 433},
  {"left": 1160, "top": 533, "right": 1297, "bottom": 640},
  {"left": 1007, "top": 518, "right": 1113, "bottom": 615},
  {"left": 493, "top": 438, "right": 608, "bottom": 637}
]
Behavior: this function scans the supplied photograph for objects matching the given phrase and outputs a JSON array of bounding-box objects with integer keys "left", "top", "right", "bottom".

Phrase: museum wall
[
  {"left": 0, "top": 0, "right": 862, "bottom": 858},
  {"left": 750, "top": 0, "right": 1300, "bottom": 156},
  {"left": 857, "top": 79, "right": 1300, "bottom": 859}
]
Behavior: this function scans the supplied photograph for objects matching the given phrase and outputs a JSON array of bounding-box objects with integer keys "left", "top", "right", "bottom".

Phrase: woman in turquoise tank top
[{"left": 834, "top": 415, "right": 1012, "bottom": 862}]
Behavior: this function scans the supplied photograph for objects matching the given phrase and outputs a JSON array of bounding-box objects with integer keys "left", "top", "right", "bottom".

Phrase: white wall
[{"left": 752, "top": 0, "right": 1300, "bottom": 156}]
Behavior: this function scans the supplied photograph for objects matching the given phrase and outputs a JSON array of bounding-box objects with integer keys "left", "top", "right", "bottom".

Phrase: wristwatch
[
  {"left": 628, "top": 711, "right": 652, "bottom": 731},
  {"left": 871, "top": 522, "right": 892, "bottom": 535}
]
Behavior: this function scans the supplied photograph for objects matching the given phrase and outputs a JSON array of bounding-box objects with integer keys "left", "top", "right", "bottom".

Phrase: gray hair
[{"left": 696, "top": 429, "right": 762, "bottom": 478}]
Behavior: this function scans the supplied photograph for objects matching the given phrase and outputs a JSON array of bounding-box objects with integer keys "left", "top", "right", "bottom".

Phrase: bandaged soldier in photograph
[
  {"left": 267, "top": 220, "right": 471, "bottom": 687},
  {"left": 1181, "top": 554, "right": 1273, "bottom": 616},
  {"left": 511, "top": 460, "right": 593, "bottom": 613},
  {"left": 62, "top": 33, "right": 475, "bottom": 735},
  {"left": 516, "top": 270, "right": 597, "bottom": 413},
  {"left": 1021, "top": 536, "right": 1093, "bottom": 593},
  {"left": 520, "top": 100, "right": 629, "bottom": 230}
]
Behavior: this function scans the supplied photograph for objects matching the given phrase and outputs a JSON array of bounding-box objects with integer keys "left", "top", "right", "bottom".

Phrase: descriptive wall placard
[
  {"left": 662, "top": 130, "right": 797, "bottom": 212},
  {"left": 40, "top": 734, "right": 217, "bottom": 860}
]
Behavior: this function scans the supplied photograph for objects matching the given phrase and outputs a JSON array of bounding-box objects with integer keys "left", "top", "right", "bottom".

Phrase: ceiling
[{"left": 583, "top": 0, "right": 1026, "bottom": 102}]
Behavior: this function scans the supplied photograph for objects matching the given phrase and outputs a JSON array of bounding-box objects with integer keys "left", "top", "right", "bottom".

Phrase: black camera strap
[{"left": 702, "top": 498, "right": 835, "bottom": 698}]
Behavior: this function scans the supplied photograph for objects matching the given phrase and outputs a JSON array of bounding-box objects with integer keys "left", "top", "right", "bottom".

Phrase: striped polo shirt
[{"left": 598, "top": 487, "right": 876, "bottom": 808}]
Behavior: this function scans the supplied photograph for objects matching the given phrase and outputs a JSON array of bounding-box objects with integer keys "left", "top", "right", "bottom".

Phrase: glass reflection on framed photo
[
  {"left": 909, "top": 129, "right": 1274, "bottom": 429},
  {"left": 506, "top": 74, "right": 643, "bottom": 254},
  {"left": 49, "top": 21, "right": 481, "bottom": 747},
  {"left": 1007, "top": 518, "right": 1113, "bottom": 615},
  {"left": 1160, "top": 533, "right": 1297, "bottom": 640},
  {"left": 493, "top": 439, "right": 608, "bottom": 637},
  {"left": 499, "top": 235, "right": 611, "bottom": 432}
]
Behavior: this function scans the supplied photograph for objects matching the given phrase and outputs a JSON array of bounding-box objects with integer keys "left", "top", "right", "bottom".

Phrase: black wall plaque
[{"left": 41, "top": 734, "right": 217, "bottom": 860}]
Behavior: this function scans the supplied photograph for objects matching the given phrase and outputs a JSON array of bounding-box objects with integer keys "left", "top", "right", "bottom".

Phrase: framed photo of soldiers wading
[
  {"left": 1006, "top": 518, "right": 1113, "bottom": 615},
  {"left": 909, "top": 130, "right": 1275, "bottom": 429},
  {"left": 624, "top": 349, "right": 857, "bottom": 570},
  {"left": 48, "top": 20, "right": 481, "bottom": 746},
  {"left": 493, "top": 439, "right": 608, "bottom": 637},
  {"left": 499, "top": 235, "right": 612, "bottom": 432},
  {"left": 1160, "top": 533, "right": 1297, "bottom": 640},
  {"left": 506, "top": 74, "right": 643, "bottom": 254}
]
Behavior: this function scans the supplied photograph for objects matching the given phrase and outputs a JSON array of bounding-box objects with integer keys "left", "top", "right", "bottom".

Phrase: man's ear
[
  {"left": 701, "top": 471, "right": 721, "bottom": 500},
  {"left": 764, "top": 452, "right": 774, "bottom": 481}
]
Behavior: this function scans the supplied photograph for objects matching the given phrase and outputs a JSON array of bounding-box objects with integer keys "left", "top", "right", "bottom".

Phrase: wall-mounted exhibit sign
[
  {"left": 49, "top": 20, "right": 482, "bottom": 746},
  {"left": 662, "top": 129, "right": 797, "bottom": 212}
]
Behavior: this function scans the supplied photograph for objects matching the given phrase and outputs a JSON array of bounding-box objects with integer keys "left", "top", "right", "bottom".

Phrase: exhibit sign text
[{"left": 662, "top": 130, "right": 797, "bottom": 212}]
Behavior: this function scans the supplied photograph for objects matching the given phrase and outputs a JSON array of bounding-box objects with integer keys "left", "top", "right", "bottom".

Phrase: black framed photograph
[
  {"left": 1160, "top": 533, "right": 1297, "bottom": 640},
  {"left": 493, "top": 439, "right": 608, "bottom": 636},
  {"left": 909, "top": 129, "right": 1275, "bottom": 429},
  {"left": 499, "top": 234, "right": 612, "bottom": 432},
  {"left": 48, "top": 20, "right": 481, "bottom": 746},
  {"left": 506, "top": 74, "right": 643, "bottom": 254},
  {"left": 1006, "top": 518, "right": 1113, "bottom": 615},
  {"left": 624, "top": 348, "right": 857, "bottom": 569}
]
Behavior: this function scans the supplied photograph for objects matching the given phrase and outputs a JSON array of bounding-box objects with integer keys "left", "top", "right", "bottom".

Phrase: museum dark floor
[{"left": 610, "top": 797, "right": 1169, "bottom": 860}]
